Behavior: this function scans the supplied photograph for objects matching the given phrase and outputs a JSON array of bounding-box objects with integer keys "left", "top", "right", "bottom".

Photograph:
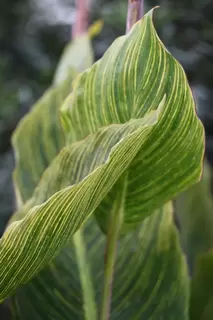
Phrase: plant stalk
[
  {"left": 126, "top": 0, "right": 144, "bottom": 33},
  {"left": 73, "top": 229, "right": 97, "bottom": 320},
  {"left": 72, "top": 0, "right": 89, "bottom": 39},
  {"left": 100, "top": 3, "right": 144, "bottom": 318},
  {"left": 100, "top": 175, "right": 128, "bottom": 320}
]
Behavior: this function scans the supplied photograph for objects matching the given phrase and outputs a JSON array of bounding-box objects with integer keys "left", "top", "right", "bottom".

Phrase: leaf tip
[{"left": 88, "top": 20, "right": 104, "bottom": 38}]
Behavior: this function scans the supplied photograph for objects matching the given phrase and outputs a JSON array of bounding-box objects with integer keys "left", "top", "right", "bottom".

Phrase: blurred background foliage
[{"left": 0, "top": 0, "right": 212, "bottom": 317}]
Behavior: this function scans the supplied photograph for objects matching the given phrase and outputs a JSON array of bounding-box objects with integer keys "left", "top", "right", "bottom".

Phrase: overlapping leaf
[
  {"left": 1, "top": 113, "right": 158, "bottom": 301},
  {"left": 0, "top": 9, "right": 204, "bottom": 305},
  {"left": 61, "top": 9, "right": 204, "bottom": 231},
  {"left": 12, "top": 204, "right": 189, "bottom": 320},
  {"left": 12, "top": 33, "right": 94, "bottom": 204},
  {"left": 9, "top": 29, "right": 97, "bottom": 319},
  {"left": 12, "top": 71, "right": 75, "bottom": 203}
]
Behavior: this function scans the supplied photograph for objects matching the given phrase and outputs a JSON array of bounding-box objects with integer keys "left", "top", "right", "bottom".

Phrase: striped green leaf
[
  {"left": 12, "top": 71, "right": 75, "bottom": 204},
  {"left": 0, "top": 8, "right": 203, "bottom": 306},
  {"left": 61, "top": 9, "right": 204, "bottom": 232},
  {"left": 0, "top": 113, "right": 159, "bottom": 301},
  {"left": 12, "top": 33, "right": 94, "bottom": 204},
  {"left": 11, "top": 203, "right": 189, "bottom": 320}
]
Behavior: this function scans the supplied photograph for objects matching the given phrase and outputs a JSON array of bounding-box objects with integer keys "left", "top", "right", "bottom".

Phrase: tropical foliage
[{"left": 1, "top": 4, "right": 212, "bottom": 320}]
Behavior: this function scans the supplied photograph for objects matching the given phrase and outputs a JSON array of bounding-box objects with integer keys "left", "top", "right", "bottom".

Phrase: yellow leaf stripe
[
  {"left": 0, "top": 115, "right": 157, "bottom": 301},
  {"left": 12, "top": 70, "right": 76, "bottom": 203},
  {"left": 12, "top": 204, "right": 189, "bottom": 320},
  {"left": 12, "top": 32, "right": 95, "bottom": 203},
  {"left": 0, "top": 9, "right": 204, "bottom": 303},
  {"left": 61, "top": 9, "right": 204, "bottom": 232}
]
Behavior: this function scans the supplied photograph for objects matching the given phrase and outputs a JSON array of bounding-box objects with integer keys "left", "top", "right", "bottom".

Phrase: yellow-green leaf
[
  {"left": 54, "top": 20, "right": 103, "bottom": 85},
  {"left": 61, "top": 9, "right": 204, "bottom": 232},
  {"left": 53, "top": 35, "right": 93, "bottom": 85},
  {"left": 12, "top": 70, "right": 75, "bottom": 203},
  {"left": 0, "top": 114, "right": 158, "bottom": 301},
  {"left": 12, "top": 203, "right": 189, "bottom": 320},
  {"left": 12, "top": 32, "right": 95, "bottom": 204},
  {"left": 0, "top": 9, "right": 204, "bottom": 303}
]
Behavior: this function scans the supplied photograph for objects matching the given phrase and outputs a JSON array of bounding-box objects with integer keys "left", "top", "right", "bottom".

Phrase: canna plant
[{"left": 0, "top": 0, "right": 206, "bottom": 319}]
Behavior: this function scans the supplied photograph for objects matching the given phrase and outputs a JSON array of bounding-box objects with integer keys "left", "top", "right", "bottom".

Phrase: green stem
[
  {"left": 73, "top": 229, "right": 97, "bottom": 320},
  {"left": 100, "top": 175, "right": 128, "bottom": 320}
]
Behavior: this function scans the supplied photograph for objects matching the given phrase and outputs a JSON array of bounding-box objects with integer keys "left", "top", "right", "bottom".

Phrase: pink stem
[
  {"left": 126, "top": 0, "right": 144, "bottom": 33},
  {"left": 72, "top": 0, "right": 89, "bottom": 39}
]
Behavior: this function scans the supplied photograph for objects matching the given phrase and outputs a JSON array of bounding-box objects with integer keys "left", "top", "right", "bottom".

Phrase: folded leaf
[
  {"left": 12, "top": 203, "right": 189, "bottom": 320},
  {"left": 61, "top": 9, "right": 204, "bottom": 232},
  {"left": 0, "top": 114, "right": 158, "bottom": 301},
  {"left": 1, "top": 9, "right": 204, "bottom": 304}
]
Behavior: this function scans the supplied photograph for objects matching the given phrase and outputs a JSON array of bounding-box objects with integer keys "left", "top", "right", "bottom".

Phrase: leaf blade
[
  {"left": 0, "top": 115, "right": 157, "bottom": 301},
  {"left": 12, "top": 203, "right": 190, "bottom": 320},
  {"left": 53, "top": 34, "right": 94, "bottom": 85},
  {"left": 12, "top": 70, "right": 76, "bottom": 203},
  {"left": 12, "top": 32, "right": 95, "bottom": 203},
  {"left": 1, "top": 9, "right": 204, "bottom": 303},
  {"left": 61, "top": 9, "right": 204, "bottom": 232}
]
